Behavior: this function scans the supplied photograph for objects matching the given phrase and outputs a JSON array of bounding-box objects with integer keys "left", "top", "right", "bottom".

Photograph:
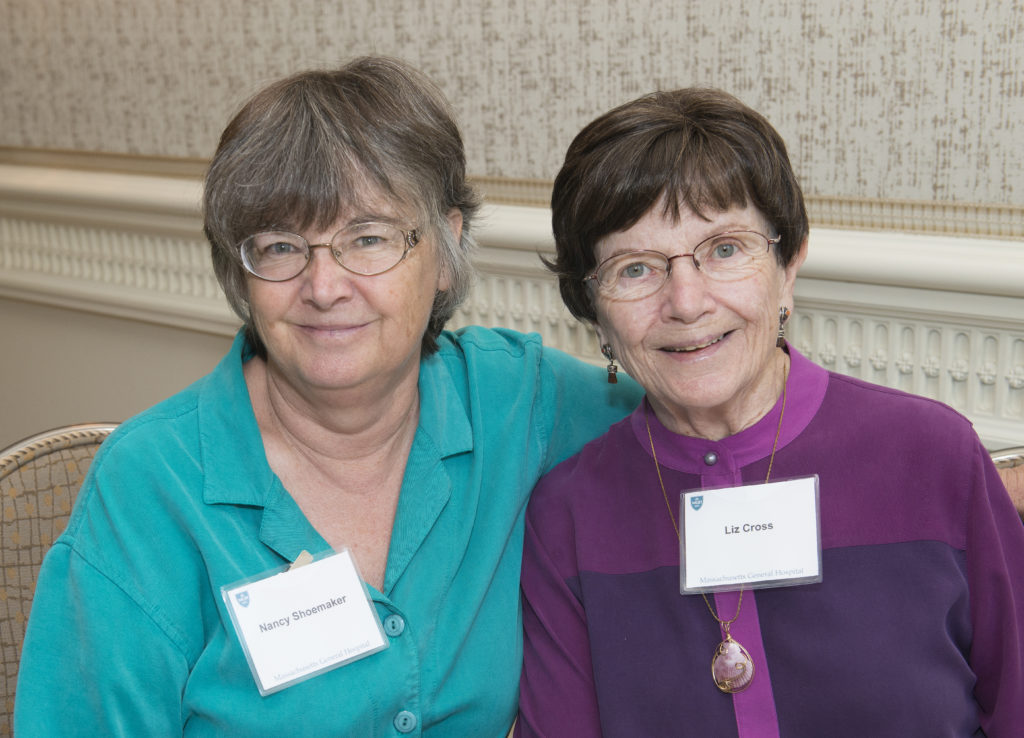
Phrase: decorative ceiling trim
[
  {"left": 471, "top": 177, "right": 1024, "bottom": 241},
  {"left": 2, "top": 148, "right": 1021, "bottom": 240},
  {"left": 1, "top": 161, "right": 1021, "bottom": 447}
]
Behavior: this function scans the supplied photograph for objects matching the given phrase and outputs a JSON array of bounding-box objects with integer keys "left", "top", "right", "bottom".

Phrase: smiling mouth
[
  {"left": 302, "top": 323, "right": 365, "bottom": 335},
  {"left": 662, "top": 334, "right": 727, "bottom": 352}
]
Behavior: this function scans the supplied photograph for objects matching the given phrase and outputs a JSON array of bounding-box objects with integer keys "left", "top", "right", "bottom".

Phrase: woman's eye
[
  {"left": 621, "top": 262, "right": 651, "bottom": 279},
  {"left": 711, "top": 242, "right": 739, "bottom": 259},
  {"left": 266, "top": 241, "right": 299, "bottom": 256},
  {"left": 354, "top": 235, "right": 384, "bottom": 248}
]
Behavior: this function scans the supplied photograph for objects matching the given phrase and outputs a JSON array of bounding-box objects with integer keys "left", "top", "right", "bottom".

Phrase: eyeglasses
[
  {"left": 239, "top": 222, "right": 420, "bottom": 282},
  {"left": 585, "top": 230, "right": 780, "bottom": 301}
]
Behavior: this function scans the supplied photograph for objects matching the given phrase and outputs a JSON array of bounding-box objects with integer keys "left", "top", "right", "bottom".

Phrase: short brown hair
[
  {"left": 203, "top": 56, "right": 480, "bottom": 355},
  {"left": 549, "top": 87, "right": 808, "bottom": 322}
]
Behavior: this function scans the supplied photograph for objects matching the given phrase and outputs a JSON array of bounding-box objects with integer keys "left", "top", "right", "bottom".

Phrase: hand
[{"left": 997, "top": 464, "right": 1024, "bottom": 520}]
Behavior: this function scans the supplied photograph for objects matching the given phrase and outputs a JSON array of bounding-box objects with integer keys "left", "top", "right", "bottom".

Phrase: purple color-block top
[{"left": 518, "top": 347, "right": 1024, "bottom": 738}]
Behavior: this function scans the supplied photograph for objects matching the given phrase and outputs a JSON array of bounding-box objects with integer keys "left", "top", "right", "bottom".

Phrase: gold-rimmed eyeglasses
[
  {"left": 239, "top": 222, "right": 420, "bottom": 282},
  {"left": 585, "top": 230, "right": 780, "bottom": 301}
]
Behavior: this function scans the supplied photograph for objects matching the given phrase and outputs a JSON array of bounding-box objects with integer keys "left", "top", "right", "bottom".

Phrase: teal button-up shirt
[{"left": 16, "top": 327, "right": 640, "bottom": 736}]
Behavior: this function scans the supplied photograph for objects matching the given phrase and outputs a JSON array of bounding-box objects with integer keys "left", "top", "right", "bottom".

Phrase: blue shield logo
[
  {"left": 235, "top": 591, "right": 250, "bottom": 608},
  {"left": 690, "top": 495, "right": 704, "bottom": 511}
]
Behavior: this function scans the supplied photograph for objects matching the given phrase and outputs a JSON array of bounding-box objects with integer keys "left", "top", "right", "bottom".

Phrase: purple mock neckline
[{"left": 629, "top": 346, "right": 829, "bottom": 472}]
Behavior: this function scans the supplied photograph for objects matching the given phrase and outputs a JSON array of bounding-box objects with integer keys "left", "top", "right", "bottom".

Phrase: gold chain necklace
[{"left": 643, "top": 375, "right": 787, "bottom": 694}]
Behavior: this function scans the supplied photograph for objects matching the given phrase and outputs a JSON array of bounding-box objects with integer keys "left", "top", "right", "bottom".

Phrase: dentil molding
[{"left": 1, "top": 164, "right": 1022, "bottom": 447}]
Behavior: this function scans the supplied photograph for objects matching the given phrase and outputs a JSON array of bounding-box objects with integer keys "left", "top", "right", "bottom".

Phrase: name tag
[
  {"left": 222, "top": 549, "right": 388, "bottom": 695},
  {"left": 680, "top": 476, "right": 821, "bottom": 593}
]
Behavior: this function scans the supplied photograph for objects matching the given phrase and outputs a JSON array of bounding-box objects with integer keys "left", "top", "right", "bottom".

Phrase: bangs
[
  {"left": 212, "top": 76, "right": 415, "bottom": 244},
  {"left": 579, "top": 125, "right": 754, "bottom": 244},
  {"left": 660, "top": 128, "right": 751, "bottom": 225},
  {"left": 238, "top": 152, "right": 406, "bottom": 238}
]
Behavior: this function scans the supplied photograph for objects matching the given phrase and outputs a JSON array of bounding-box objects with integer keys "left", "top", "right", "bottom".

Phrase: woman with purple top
[{"left": 516, "top": 87, "right": 1024, "bottom": 737}]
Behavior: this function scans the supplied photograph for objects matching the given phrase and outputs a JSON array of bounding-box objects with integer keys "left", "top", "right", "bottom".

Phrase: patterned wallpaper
[{"left": 1, "top": 0, "right": 1022, "bottom": 207}]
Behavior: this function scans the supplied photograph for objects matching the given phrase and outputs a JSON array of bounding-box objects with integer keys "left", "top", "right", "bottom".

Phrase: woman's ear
[
  {"left": 781, "top": 237, "right": 808, "bottom": 304},
  {"left": 437, "top": 208, "right": 464, "bottom": 292},
  {"left": 446, "top": 208, "right": 463, "bottom": 243}
]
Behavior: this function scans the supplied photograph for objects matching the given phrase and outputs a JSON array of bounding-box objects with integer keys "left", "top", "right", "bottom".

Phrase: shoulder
[
  {"left": 811, "top": 371, "right": 988, "bottom": 545},
  {"left": 438, "top": 325, "right": 542, "bottom": 357},
  {"left": 39, "top": 380, "right": 214, "bottom": 659},
  {"left": 63, "top": 346, "right": 237, "bottom": 552},
  {"left": 428, "top": 327, "right": 641, "bottom": 470},
  {"left": 823, "top": 371, "right": 977, "bottom": 445},
  {"left": 83, "top": 374, "right": 207, "bottom": 490},
  {"left": 436, "top": 326, "right": 598, "bottom": 372},
  {"left": 433, "top": 325, "right": 625, "bottom": 396},
  {"left": 88, "top": 333, "right": 250, "bottom": 479},
  {"left": 436, "top": 326, "right": 593, "bottom": 380}
]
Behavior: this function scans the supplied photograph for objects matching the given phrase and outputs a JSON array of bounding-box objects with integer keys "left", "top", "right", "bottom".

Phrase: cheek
[
  {"left": 245, "top": 281, "right": 296, "bottom": 330},
  {"left": 378, "top": 275, "right": 437, "bottom": 339},
  {"left": 597, "top": 306, "right": 656, "bottom": 361},
  {"left": 245, "top": 282, "right": 271, "bottom": 324},
  {"left": 732, "top": 272, "right": 786, "bottom": 327}
]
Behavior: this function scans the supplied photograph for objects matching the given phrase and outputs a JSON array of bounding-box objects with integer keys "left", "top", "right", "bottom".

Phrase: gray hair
[{"left": 203, "top": 56, "right": 480, "bottom": 355}]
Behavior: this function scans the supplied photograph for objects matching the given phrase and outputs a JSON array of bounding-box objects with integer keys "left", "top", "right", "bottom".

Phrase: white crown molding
[
  {"left": 473, "top": 177, "right": 1024, "bottom": 240},
  {"left": 474, "top": 202, "right": 1024, "bottom": 298},
  {"left": 2, "top": 165, "right": 1022, "bottom": 446},
  {"left": 0, "top": 164, "right": 203, "bottom": 237}
]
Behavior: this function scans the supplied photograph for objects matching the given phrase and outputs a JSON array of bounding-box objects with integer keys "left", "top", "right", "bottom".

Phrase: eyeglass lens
[
  {"left": 241, "top": 222, "right": 413, "bottom": 281},
  {"left": 593, "top": 231, "right": 772, "bottom": 300}
]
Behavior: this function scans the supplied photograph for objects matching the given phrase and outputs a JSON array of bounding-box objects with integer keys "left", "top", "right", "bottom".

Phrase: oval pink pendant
[{"left": 711, "top": 635, "right": 754, "bottom": 693}]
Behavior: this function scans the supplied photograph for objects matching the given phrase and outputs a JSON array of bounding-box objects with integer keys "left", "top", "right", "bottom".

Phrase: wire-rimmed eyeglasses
[
  {"left": 239, "top": 222, "right": 420, "bottom": 282},
  {"left": 585, "top": 230, "right": 780, "bottom": 301}
]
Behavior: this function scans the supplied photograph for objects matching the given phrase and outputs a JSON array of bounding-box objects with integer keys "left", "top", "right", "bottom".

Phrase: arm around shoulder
[
  {"left": 965, "top": 440, "right": 1024, "bottom": 736},
  {"left": 538, "top": 344, "right": 642, "bottom": 473}
]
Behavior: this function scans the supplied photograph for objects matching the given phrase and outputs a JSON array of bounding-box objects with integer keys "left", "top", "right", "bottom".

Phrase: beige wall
[
  {"left": 1, "top": 0, "right": 1022, "bottom": 448},
  {"left": 0, "top": 297, "right": 232, "bottom": 448},
  {"left": 2, "top": 0, "right": 1023, "bottom": 208}
]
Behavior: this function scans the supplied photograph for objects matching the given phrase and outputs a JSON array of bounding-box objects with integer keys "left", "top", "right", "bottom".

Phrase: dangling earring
[
  {"left": 601, "top": 344, "right": 619, "bottom": 384},
  {"left": 776, "top": 306, "right": 791, "bottom": 348}
]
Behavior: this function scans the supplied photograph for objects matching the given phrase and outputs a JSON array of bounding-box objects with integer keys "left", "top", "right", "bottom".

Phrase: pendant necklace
[{"left": 643, "top": 372, "right": 787, "bottom": 695}]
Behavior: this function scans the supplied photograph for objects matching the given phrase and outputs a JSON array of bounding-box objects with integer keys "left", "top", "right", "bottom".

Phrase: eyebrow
[
  {"left": 344, "top": 203, "right": 419, "bottom": 226},
  {"left": 280, "top": 211, "right": 414, "bottom": 238},
  {"left": 600, "top": 225, "right": 764, "bottom": 257}
]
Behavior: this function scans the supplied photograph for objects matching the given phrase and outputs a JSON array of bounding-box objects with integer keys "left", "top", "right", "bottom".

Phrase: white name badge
[
  {"left": 680, "top": 475, "right": 822, "bottom": 593},
  {"left": 222, "top": 549, "right": 388, "bottom": 695}
]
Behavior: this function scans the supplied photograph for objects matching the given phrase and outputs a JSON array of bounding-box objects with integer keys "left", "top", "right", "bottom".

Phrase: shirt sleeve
[
  {"left": 536, "top": 344, "right": 642, "bottom": 474},
  {"left": 965, "top": 438, "right": 1024, "bottom": 737},
  {"left": 14, "top": 542, "right": 190, "bottom": 735},
  {"left": 517, "top": 470, "right": 604, "bottom": 738}
]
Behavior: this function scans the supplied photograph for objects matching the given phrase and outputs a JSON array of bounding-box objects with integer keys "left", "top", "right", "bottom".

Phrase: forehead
[
  {"left": 297, "top": 189, "right": 418, "bottom": 238},
  {"left": 596, "top": 202, "right": 767, "bottom": 259}
]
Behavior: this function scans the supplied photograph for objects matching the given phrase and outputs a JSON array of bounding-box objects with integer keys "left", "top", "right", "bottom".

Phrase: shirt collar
[
  {"left": 414, "top": 347, "right": 474, "bottom": 458},
  {"left": 630, "top": 345, "right": 828, "bottom": 472},
  {"left": 199, "top": 330, "right": 474, "bottom": 508},
  {"left": 201, "top": 331, "right": 274, "bottom": 507}
]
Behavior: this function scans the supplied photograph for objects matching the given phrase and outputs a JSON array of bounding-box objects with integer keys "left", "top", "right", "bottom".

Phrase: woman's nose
[
  {"left": 304, "top": 245, "right": 354, "bottom": 305},
  {"left": 661, "top": 257, "right": 712, "bottom": 320}
]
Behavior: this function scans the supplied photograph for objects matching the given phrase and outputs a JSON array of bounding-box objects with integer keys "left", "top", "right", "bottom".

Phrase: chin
[
  {"left": 664, "top": 375, "right": 743, "bottom": 407},
  {"left": 291, "top": 359, "right": 367, "bottom": 389}
]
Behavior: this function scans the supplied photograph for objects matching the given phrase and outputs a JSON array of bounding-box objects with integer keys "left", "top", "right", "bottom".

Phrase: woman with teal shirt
[{"left": 15, "top": 57, "right": 640, "bottom": 735}]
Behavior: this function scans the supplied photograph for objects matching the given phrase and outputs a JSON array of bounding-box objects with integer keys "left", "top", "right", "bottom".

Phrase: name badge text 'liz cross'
[{"left": 680, "top": 476, "right": 822, "bottom": 593}]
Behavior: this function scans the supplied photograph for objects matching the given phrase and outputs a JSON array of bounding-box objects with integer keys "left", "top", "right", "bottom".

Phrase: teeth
[{"left": 666, "top": 336, "right": 722, "bottom": 352}]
